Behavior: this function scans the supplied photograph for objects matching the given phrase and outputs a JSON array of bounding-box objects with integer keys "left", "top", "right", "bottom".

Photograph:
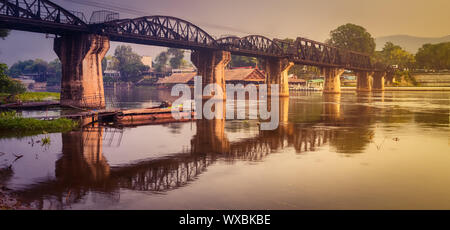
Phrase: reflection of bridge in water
[{"left": 11, "top": 96, "right": 378, "bottom": 208}]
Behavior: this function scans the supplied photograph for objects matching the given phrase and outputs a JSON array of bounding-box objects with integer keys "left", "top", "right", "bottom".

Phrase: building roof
[
  {"left": 156, "top": 72, "right": 196, "bottom": 84},
  {"left": 225, "top": 68, "right": 265, "bottom": 82},
  {"left": 157, "top": 68, "right": 266, "bottom": 84}
]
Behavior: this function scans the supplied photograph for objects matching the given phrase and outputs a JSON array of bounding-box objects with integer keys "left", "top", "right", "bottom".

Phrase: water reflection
[
  {"left": 9, "top": 97, "right": 338, "bottom": 208},
  {"left": 1, "top": 89, "right": 449, "bottom": 209}
]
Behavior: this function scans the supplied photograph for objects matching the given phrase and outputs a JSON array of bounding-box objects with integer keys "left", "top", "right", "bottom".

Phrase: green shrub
[
  {"left": 0, "top": 63, "right": 26, "bottom": 95},
  {"left": 0, "top": 111, "right": 78, "bottom": 137},
  {"left": 16, "top": 92, "right": 60, "bottom": 102}
]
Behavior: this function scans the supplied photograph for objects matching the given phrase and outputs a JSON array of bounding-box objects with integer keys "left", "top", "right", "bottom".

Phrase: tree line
[
  {"left": 153, "top": 48, "right": 190, "bottom": 73},
  {"left": 103, "top": 45, "right": 190, "bottom": 82},
  {"left": 8, "top": 59, "right": 62, "bottom": 84},
  {"left": 326, "top": 23, "right": 450, "bottom": 71}
]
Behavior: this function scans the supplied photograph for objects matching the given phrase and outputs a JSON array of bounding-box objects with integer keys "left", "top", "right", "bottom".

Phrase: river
[{"left": 0, "top": 87, "right": 449, "bottom": 209}]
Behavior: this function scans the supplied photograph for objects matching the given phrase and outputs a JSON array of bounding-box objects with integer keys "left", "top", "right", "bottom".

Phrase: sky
[
  {"left": 1, "top": 0, "right": 450, "bottom": 65},
  {"left": 55, "top": 0, "right": 450, "bottom": 41}
]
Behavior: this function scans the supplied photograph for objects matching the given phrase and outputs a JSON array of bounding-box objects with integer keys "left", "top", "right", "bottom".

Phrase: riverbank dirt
[{"left": 0, "top": 185, "right": 32, "bottom": 210}]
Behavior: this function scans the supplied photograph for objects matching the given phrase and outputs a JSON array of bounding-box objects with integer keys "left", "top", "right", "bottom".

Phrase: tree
[
  {"left": 47, "top": 59, "right": 62, "bottom": 86},
  {"left": 288, "top": 65, "right": 320, "bottom": 80},
  {"left": 153, "top": 51, "right": 169, "bottom": 73},
  {"left": 8, "top": 59, "right": 51, "bottom": 82},
  {"left": 373, "top": 42, "right": 415, "bottom": 69},
  {"left": 0, "top": 29, "right": 9, "bottom": 40},
  {"left": 0, "top": 29, "right": 9, "bottom": 56},
  {"left": 29, "top": 59, "right": 49, "bottom": 82},
  {"left": 102, "top": 55, "right": 119, "bottom": 72},
  {"left": 167, "top": 48, "right": 185, "bottom": 69},
  {"left": 101, "top": 58, "right": 107, "bottom": 73},
  {"left": 8, "top": 60, "right": 33, "bottom": 77},
  {"left": 327, "top": 23, "right": 376, "bottom": 55},
  {"left": 230, "top": 55, "right": 258, "bottom": 68},
  {"left": 0, "top": 63, "right": 26, "bottom": 95},
  {"left": 114, "top": 45, "right": 149, "bottom": 82},
  {"left": 415, "top": 42, "right": 450, "bottom": 70}
]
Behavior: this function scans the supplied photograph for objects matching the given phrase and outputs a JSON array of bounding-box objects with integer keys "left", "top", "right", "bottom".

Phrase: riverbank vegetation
[
  {"left": 0, "top": 60, "right": 59, "bottom": 104},
  {"left": 7, "top": 59, "right": 62, "bottom": 85},
  {"left": 415, "top": 42, "right": 450, "bottom": 70},
  {"left": 323, "top": 23, "right": 450, "bottom": 86},
  {"left": 0, "top": 63, "right": 26, "bottom": 95},
  {"left": 16, "top": 92, "right": 59, "bottom": 102},
  {"left": 0, "top": 111, "right": 78, "bottom": 137},
  {"left": 0, "top": 92, "right": 60, "bottom": 104}
]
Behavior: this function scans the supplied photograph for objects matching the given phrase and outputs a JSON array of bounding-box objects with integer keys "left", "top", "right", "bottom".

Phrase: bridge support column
[
  {"left": 372, "top": 72, "right": 386, "bottom": 91},
  {"left": 264, "top": 58, "right": 294, "bottom": 97},
  {"left": 356, "top": 71, "right": 373, "bottom": 92},
  {"left": 191, "top": 50, "right": 231, "bottom": 100},
  {"left": 385, "top": 72, "right": 395, "bottom": 86},
  {"left": 54, "top": 34, "right": 110, "bottom": 108},
  {"left": 322, "top": 68, "right": 345, "bottom": 93}
]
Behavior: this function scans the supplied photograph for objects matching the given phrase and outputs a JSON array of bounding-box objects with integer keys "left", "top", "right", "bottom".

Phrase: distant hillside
[{"left": 375, "top": 35, "right": 450, "bottom": 54}]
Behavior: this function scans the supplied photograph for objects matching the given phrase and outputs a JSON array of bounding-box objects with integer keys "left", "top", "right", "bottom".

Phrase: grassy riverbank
[
  {"left": 0, "top": 111, "right": 78, "bottom": 137},
  {"left": 0, "top": 92, "right": 60, "bottom": 104}
]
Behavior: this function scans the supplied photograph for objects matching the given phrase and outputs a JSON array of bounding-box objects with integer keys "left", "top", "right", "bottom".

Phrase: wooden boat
[{"left": 113, "top": 107, "right": 195, "bottom": 125}]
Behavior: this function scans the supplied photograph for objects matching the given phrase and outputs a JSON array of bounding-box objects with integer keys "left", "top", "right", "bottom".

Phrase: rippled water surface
[{"left": 0, "top": 87, "right": 449, "bottom": 209}]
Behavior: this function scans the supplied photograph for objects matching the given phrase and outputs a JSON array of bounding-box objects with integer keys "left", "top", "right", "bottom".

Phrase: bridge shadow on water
[{"left": 5, "top": 94, "right": 385, "bottom": 209}]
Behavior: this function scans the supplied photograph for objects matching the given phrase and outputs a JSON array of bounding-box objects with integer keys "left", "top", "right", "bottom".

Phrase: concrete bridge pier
[
  {"left": 264, "top": 58, "right": 294, "bottom": 97},
  {"left": 322, "top": 67, "right": 345, "bottom": 93},
  {"left": 372, "top": 72, "right": 386, "bottom": 91},
  {"left": 191, "top": 50, "right": 231, "bottom": 100},
  {"left": 356, "top": 71, "right": 373, "bottom": 92},
  {"left": 54, "top": 34, "right": 110, "bottom": 108}
]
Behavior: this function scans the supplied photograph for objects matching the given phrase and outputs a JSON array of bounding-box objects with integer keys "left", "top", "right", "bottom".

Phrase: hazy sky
[
  {"left": 1, "top": 0, "right": 449, "bottom": 65},
  {"left": 56, "top": 0, "right": 450, "bottom": 42}
]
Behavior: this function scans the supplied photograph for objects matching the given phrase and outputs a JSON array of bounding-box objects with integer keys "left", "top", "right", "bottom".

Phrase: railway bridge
[{"left": 0, "top": 0, "right": 389, "bottom": 108}]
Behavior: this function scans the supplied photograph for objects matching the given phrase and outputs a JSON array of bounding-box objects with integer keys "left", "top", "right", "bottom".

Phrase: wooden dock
[
  {"left": 0, "top": 101, "right": 60, "bottom": 109},
  {"left": 61, "top": 107, "right": 194, "bottom": 127}
]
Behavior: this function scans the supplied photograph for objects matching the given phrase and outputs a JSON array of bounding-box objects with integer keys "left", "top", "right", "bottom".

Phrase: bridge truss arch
[
  {"left": 217, "top": 35, "right": 284, "bottom": 57},
  {"left": 287, "top": 37, "right": 373, "bottom": 70},
  {"left": 98, "top": 15, "right": 218, "bottom": 50},
  {"left": 0, "top": 0, "right": 87, "bottom": 33}
]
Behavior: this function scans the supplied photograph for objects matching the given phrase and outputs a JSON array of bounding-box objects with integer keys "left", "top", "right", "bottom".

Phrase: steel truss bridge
[{"left": 0, "top": 0, "right": 376, "bottom": 71}]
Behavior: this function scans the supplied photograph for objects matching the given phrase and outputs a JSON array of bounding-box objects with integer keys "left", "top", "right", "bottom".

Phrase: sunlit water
[{"left": 0, "top": 87, "right": 449, "bottom": 209}]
